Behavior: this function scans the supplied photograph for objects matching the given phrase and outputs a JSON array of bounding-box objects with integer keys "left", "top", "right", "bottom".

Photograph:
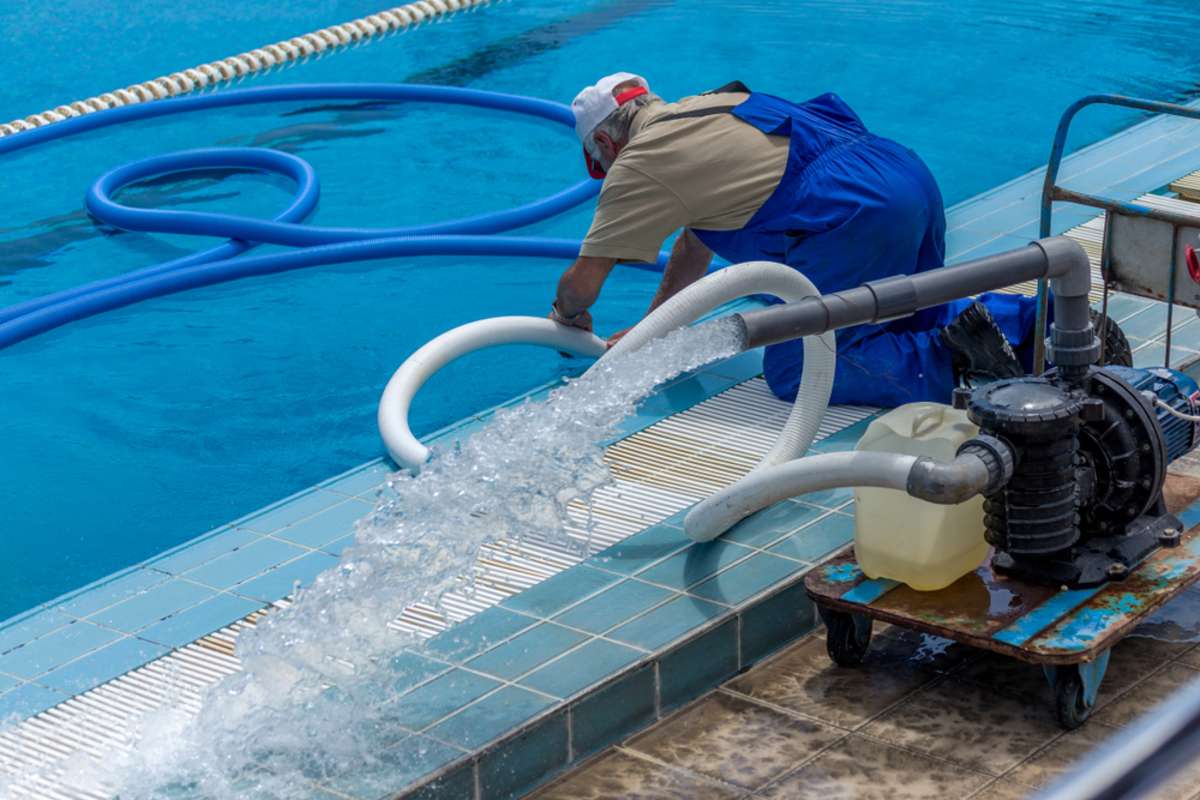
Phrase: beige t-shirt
[{"left": 579, "top": 92, "right": 790, "bottom": 263}]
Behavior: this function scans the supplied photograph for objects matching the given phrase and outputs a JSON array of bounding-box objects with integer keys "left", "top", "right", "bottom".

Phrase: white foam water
[{"left": 0, "top": 318, "right": 745, "bottom": 799}]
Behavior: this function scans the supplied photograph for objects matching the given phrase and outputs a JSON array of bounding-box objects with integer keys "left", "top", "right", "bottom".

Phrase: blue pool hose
[{"left": 0, "top": 84, "right": 676, "bottom": 349}]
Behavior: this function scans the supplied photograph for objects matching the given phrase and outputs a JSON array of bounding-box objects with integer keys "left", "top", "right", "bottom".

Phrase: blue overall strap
[{"left": 690, "top": 91, "right": 873, "bottom": 267}]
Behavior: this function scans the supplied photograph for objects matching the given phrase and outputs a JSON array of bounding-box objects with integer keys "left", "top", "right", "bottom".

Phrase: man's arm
[
  {"left": 645, "top": 229, "right": 713, "bottom": 315},
  {"left": 550, "top": 255, "right": 617, "bottom": 331},
  {"left": 605, "top": 230, "right": 713, "bottom": 346}
]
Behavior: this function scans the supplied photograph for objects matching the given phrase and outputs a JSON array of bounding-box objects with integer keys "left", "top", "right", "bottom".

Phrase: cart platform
[{"left": 804, "top": 474, "right": 1200, "bottom": 727}]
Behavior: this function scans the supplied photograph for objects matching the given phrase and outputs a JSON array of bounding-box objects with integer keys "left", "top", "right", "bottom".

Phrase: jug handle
[{"left": 911, "top": 406, "right": 943, "bottom": 438}]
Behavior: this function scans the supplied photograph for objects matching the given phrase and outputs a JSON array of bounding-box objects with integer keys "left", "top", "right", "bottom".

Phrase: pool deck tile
[
  {"left": 182, "top": 537, "right": 310, "bottom": 590},
  {"left": 37, "top": 636, "right": 170, "bottom": 695},
  {"left": 465, "top": 623, "right": 587, "bottom": 682},
  {"left": 498, "top": 565, "right": 621, "bottom": 619},
  {"left": 689, "top": 551, "right": 802, "bottom": 607},
  {"left": 235, "top": 487, "right": 352, "bottom": 534},
  {"left": 231, "top": 550, "right": 341, "bottom": 603},
  {"left": 0, "top": 621, "right": 122, "bottom": 680},
  {"left": 0, "top": 608, "right": 75, "bottom": 656},
  {"left": 518, "top": 638, "right": 645, "bottom": 700},
  {"left": 270, "top": 497, "right": 373, "bottom": 550},
  {"left": 0, "top": 683, "right": 69, "bottom": 721},
  {"left": 635, "top": 538, "right": 757, "bottom": 593},
  {"left": 138, "top": 593, "right": 265, "bottom": 649},
  {"left": 320, "top": 460, "right": 393, "bottom": 500},
  {"left": 88, "top": 578, "right": 216, "bottom": 633},
  {"left": 424, "top": 605, "right": 540, "bottom": 664},
  {"left": 551, "top": 578, "right": 675, "bottom": 635},
  {"left": 607, "top": 594, "right": 728, "bottom": 652},
  {"left": 427, "top": 684, "right": 557, "bottom": 751},
  {"left": 146, "top": 527, "right": 260, "bottom": 576},
  {"left": 56, "top": 569, "right": 169, "bottom": 619}
]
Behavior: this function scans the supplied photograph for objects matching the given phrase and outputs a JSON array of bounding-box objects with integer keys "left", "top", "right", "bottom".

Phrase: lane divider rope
[{"left": 0, "top": 0, "right": 493, "bottom": 138}]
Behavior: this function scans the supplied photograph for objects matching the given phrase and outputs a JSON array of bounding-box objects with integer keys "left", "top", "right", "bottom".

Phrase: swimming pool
[{"left": 3, "top": 0, "right": 1200, "bottom": 621}]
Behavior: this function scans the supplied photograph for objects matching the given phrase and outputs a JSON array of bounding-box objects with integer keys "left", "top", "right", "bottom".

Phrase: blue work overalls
[{"left": 690, "top": 92, "right": 1040, "bottom": 407}]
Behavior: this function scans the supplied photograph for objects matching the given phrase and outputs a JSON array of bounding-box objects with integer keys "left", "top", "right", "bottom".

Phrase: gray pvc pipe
[
  {"left": 685, "top": 448, "right": 995, "bottom": 542},
  {"left": 735, "top": 236, "right": 1095, "bottom": 361}
]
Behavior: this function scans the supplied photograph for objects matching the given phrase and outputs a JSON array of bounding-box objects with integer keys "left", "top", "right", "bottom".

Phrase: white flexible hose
[
  {"left": 377, "top": 261, "right": 836, "bottom": 514},
  {"left": 378, "top": 316, "right": 605, "bottom": 471},
  {"left": 685, "top": 452, "right": 919, "bottom": 542},
  {"left": 600, "top": 261, "right": 836, "bottom": 468}
]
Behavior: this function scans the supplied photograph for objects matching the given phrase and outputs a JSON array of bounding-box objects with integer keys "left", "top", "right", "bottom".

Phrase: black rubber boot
[{"left": 941, "top": 302, "right": 1023, "bottom": 385}]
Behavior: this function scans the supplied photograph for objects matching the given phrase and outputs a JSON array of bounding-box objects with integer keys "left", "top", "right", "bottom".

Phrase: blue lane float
[{"left": 0, "top": 83, "right": 674, "bottom": 350}]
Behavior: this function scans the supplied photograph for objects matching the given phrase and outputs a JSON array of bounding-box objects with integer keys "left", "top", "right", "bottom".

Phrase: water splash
[{"left": 0, "top": 318, "right": 745, "bottom": 799}]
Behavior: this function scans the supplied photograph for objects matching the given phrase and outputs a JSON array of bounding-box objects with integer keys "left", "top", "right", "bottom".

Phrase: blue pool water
[{"left": 3, "top": 0, "right": 1200, "bottom": 620}]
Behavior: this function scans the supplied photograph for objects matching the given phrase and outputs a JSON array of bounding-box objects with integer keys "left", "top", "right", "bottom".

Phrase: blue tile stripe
[
  {"left": 992, "top": 588, "right": 1104, "bottom": 647},
  {"left": 841, "top": 577, "right": 901, "bottom": 605}
]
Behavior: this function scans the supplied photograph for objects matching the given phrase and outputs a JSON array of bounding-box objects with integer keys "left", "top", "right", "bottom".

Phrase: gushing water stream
[{"left": 0, "top": 318, "right": 745, "bottom": 799}]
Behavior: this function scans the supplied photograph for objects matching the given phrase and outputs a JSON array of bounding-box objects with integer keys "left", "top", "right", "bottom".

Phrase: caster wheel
[
  {"left": 819, "top": 607, "right": 872, "bottom": 667},
  {"left": 1054, "top": 665, "right": 1093, "bottom": 730}
]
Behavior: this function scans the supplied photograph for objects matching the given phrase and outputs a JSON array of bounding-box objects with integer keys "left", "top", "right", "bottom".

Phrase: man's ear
[{"left": 594, "top": 130, "right": 619, "bottom": 162}]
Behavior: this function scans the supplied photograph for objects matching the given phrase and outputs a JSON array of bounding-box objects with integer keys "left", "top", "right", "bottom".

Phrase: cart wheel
[
  {"left": 1053, "top": 666, "right": 1093, "bottom": 730},
  {"left": 819, "top": 607, "right": 872, "bottom": 667}
]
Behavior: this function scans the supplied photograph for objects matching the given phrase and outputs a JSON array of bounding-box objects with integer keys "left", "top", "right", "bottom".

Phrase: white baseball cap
[{"left": 571, "top": 72, "right": 649, "bottom": 141}]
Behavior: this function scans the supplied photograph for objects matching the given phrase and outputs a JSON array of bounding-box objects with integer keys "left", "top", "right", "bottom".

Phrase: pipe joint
[
  {"left": 905, "top": 451, "right": 993, "bottom": 505},
  {"left": 957, "top": 434, "right": 1015, "bottom": 495},
  {"left": 863, "top": 275, "right": 919, "bottom": 323}
]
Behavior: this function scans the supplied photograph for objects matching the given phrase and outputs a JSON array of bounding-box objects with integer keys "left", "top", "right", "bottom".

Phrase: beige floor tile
[
  {"left": 627, "top": 691, "right": 843, "bottom": 791},
  {"left": 754, "top": 734, "right": 990, "bottom": 800},
  {"left": 1093, "top": 663, "right": 1200, "bottom": 727},
  {"left": 957, "top": 633, "right": 1189, "bottom": 710},
  {"left": 726, "top": 634, "right": 935, "bottom": 730},
  {"left": 1007, "top": 720, "right": 1200, "bottom": 799},
  {"left": 970, "top": 779, "right": 1037, "bottom": 800},
  {"left": 531, "top": 750, "right": 743, "bottom": 800},
  {"left": 1006, "top": 721, "right": 1117, "bottom": 788},
  {"left": 1178, "top": 647, "right": 1200, "bottom": 670},
  {"left": 860, "top": 677, "right": 1062, "bottom": 775}
]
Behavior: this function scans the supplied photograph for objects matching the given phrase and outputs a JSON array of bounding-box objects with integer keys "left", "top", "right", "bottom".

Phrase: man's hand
[
  {"left": 606, "top": 326, "right": 631, "bottom": 348},
  {"left": 552, "top": 255, "right": 616, "bottom": 333},
  {"left": 550, "top": 304, "right": 594, "bottom": 332}
]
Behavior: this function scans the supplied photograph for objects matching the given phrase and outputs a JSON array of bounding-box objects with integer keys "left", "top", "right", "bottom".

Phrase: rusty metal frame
[{"left": 1037, "top": 94, "right": 1200, "bottom": 372}]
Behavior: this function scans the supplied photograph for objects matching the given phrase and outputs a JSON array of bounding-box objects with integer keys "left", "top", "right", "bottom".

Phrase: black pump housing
[{"left": 956, "top": 365, "right": 1194, "bottom": 587}]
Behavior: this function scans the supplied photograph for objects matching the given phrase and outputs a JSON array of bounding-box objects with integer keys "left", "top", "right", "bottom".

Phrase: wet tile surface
[
  {"left": 1093, "top": 663, "right": 1200, "bottom": 728},
  {"left": 725, "top": 633, "right": 935, "bottom": 730},
  {"left": 862, "top": 676, "right": 1063, "bottom": 775},
  {"left": 533, "top": 750, "right": 743, "bottom": 800},
  {"left": 628, "top": 691, "right": 842, "bottom": 790},
  {"left": 754, "top": 734, "right": 990, "bottom": 800}
]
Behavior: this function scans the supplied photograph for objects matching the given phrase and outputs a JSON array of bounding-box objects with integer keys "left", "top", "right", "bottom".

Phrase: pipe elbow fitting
[{"left": 905, "top": 452, "right": 993, "bottom": 505}]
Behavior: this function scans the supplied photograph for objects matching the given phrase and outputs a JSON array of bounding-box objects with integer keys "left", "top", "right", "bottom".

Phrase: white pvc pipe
[
  {"left": 600, "top": 261, "right": 836, "bottom": 469},
  {"left": 378, "top": 316, "right": 605, "bottom": 471},
  {"left": 685, "top": 451, "right": 919, "bottom": 542}
]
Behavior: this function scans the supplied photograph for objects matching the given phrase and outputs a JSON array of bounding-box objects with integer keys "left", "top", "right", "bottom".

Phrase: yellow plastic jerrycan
[{"left": 853, "top": 402, "right": 988, "bottom": 591}]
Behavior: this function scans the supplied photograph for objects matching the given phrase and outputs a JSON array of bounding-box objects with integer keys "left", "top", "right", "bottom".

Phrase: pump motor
[{"left": 956, "top": 365, "right": 1198, "bottom": 587}]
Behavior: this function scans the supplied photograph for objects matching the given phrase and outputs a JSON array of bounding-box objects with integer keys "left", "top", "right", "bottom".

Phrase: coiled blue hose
[{"left": 0, "top": 83, "right": 672, "bottom": 350}]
